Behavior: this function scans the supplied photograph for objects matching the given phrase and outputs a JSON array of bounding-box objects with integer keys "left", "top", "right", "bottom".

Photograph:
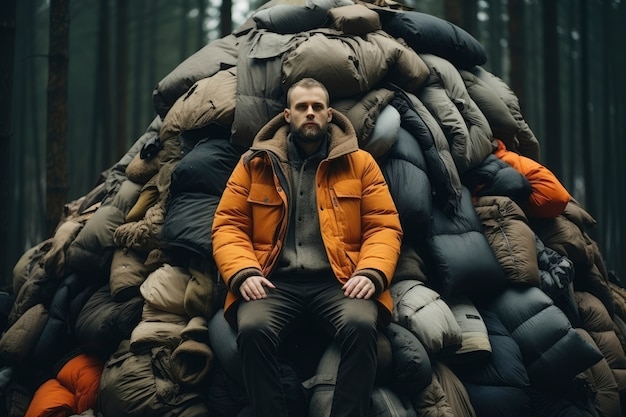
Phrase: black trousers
[{"left": 236, "top": 278, "right": 379, "bottom": 417}]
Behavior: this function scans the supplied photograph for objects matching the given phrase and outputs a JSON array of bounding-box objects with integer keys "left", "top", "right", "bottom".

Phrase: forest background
[{"left": 0, "top": 0, "right": 624, "bottom": 289}]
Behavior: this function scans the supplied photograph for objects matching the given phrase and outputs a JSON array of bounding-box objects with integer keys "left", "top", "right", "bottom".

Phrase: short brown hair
[{"left": 286, "top": 78, "right": 330, "bottom": 107}]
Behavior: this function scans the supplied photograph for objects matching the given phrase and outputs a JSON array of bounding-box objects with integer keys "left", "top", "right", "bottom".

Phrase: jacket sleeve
[
  {"left": 211, "top": 158, "right": 263, "bottom": 290},
  {"left": 355, "top": 152, "right": 403, "bottom": 289}
]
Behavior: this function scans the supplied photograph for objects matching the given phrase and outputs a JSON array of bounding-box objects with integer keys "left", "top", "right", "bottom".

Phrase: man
[{"left": 212, "top": 78, "right": 402, "bottom": 417}]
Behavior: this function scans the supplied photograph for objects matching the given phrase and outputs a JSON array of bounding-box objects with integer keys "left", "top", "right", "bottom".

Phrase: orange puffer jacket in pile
[
  {"left": 24, "top": 353, "right": 103, "bottom": 417},
  {"left": 494, "top": 139, "right": 570, "bottom": 217}
]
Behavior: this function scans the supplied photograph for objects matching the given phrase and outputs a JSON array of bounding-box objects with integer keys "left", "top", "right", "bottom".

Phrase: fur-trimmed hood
[{"left": 246, "top": 108, "right": 359, "bottom": 162}]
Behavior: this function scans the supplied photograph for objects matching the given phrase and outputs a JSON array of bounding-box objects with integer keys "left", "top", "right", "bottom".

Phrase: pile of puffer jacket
[{"left": 2, "top": 0, "right": 626, "bottom": 416}]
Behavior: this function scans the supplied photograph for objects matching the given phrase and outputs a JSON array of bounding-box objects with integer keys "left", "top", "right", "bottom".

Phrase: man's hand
[
  {"left": 239, "top": 275, "right": 276, "bottom": 301},
  {"left": 342, "top": 275, "right": 376, "bottom": 299}
]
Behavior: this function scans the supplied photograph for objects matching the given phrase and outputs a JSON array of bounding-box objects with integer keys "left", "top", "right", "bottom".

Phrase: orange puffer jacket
[
  {"left": 212, "top": 110, "right": 403, "bottom": 324},
  {"left": 24, "top": 353, "right": 103, "bottom": 417},
  {"left": 494, "top": 139, "right": 570, "bottom": 217}
]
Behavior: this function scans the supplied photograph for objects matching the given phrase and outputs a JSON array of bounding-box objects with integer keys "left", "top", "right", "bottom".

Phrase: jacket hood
[{"left": 249, "top": 109, "right": 360, "bottom": 161}]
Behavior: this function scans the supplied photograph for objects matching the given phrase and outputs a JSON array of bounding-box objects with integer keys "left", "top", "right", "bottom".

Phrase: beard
[{"left": 290, "top": 124, "right": 329, "bottom": 144}]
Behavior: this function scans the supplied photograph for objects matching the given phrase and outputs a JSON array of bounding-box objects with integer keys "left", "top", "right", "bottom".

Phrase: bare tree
[
  {"left": 0, "top": 0, "right": 17, "bottom": 285},
  {"left": 46, "top": 0, "right": 70, "bottom": 237}
]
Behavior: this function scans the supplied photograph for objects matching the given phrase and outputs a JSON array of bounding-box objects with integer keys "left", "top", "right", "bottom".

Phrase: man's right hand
[{"left": 239, "top": 275, "right": 276, "bottom": 301}]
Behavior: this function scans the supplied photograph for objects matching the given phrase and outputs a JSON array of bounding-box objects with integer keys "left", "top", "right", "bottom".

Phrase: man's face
[{"left": 284, "top": 86, "right": 332, "bottom": 144}]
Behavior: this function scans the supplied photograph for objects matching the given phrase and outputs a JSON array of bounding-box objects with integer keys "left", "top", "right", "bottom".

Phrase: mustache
[{"left": 290, "top": 125, "right": 329, "bottom": 143}]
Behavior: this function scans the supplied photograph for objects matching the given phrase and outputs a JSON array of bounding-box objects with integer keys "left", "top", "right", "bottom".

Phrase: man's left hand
[{"left": 342, "top": 275, "right": 376, "bottom": 299}]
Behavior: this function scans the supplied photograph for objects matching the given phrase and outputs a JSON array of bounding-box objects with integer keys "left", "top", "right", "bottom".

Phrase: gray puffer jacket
[{"left": 418, "top": 53, "right": 495, "bottom": 174}]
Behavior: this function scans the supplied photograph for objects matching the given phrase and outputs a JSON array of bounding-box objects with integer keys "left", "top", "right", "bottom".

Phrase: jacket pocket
[
  {"left": 248, "top": 183, "right": 284, "bottom": 249},
  {"left": 330, "top": 179, "right": 362, "bottom": 244},
  {"left": 247, "top": 183, "right": 282, "bottom": 206}
]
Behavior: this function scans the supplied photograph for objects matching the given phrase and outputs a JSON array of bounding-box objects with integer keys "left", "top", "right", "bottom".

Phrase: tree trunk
[
  {"left": 46, "top": 0, "right": 70, "bottom": 237},
  {"left": 146, "top": 0, "right": 157, "bottom": 124},
  {"left": 92, "top": 0, "right": 111, "bottom": 178},
  {"left": 615, "top": 1, "right": 626, "bottom": 278},
  {"left": 181, "top": 0, "right": 190, "bottom": 61},
  {"left": 197, "top": 0, "right": 206, "bottom": 49},
  {"left": 29, "top": 2, "right": 45, "bottom": 236},
  {"left": 462, "top": 0, "right": 477, "bottom": 38},
  {"left": 508, "top": 0, "right": 525, "bottom": 109},
  {"left": 220, "top": 0, "right": 232, "bottom": 37},
  {"left": 444, "top": 0, "right": 463, "bottom": 27},
  {"left": 579, "top": 0, "right": 593, "bottom": 213},
  {"left": 0, "top": 0, "right": 17, "bottom": 285},
  {"left": 600, "top": 0, "right": 616, "bottom": 266},
  {"left": 132, "top": 0, "right": 146, "bottom": 139},
  {"left": 21, "top": 0, "right": 45, "bottom": 253},
  {"left": 488, "top": 0, "right": 504, "bottom": 76},
  {"left": 542, "top": 0, "right": 562, "bottom": 176},
  {"left": 115, "top": 0, "right": 128, "bottom": 160}
]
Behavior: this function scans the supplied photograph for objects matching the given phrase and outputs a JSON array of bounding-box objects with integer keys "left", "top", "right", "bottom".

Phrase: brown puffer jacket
[
  {"left": 470, "top": 66, "right": 540, "bottom": 161},
  {"left": 575, "top": 291, "right": 626, "bottom": 397},
  {"left": 474, "top": 196, "right": 540, "bottom": 287},
  {"left": 159, "top": 68, "right": 238, "bottom": 144},
  {"left": 282, "top": 28, "right": 428, "bottom": 100},
  {"left": 412, "top": 361, "right": 476, "bottom": 417},
  {"left": 576, "top": 328, "right": 622, "bottom": 417}
]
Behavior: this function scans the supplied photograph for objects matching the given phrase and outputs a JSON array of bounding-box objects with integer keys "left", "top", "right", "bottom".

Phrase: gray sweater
[{"left": 273, "top": 135, "right": 333, "bottom": 279}]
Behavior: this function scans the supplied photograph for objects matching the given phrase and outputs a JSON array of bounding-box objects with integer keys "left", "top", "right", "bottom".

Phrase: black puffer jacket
[
  {"left": 447, "top": 307, "right": 531, "bottom": 417},
  {"left": 378, "top": 9, "right": 487, "bottom": 69},
  {"left": 30, "top": 273, "right": 101, "bottom": 367},
  {"left": 383, "top": 322, "right": 432, "bottom": 396},
  {"left": 74, "top": 284, "right": 143, "bottom": 359},
  {"left": 379, "top": 126, "right": 432, "bottom": 247},
  {"left": 487, "top": 286, "right": 604, "bottom": 388},
  {"left": 461, "top": 154, "right": 531, "bottom": 205},
  {"left": 390, "top": 92, "right": 461, "bottom": 216},
  {"left": 162, "top": 136, "right": 243, "bottom": 259},
  {"left": 425, "top": 186, "right": 508, "bottom": 300},
  {"left": 536, "top": 236, "right": 579, "bottom": 327}
]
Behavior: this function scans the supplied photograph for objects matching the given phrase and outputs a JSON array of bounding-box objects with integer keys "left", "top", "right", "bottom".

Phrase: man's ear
[
  {"left": 327, "top": 107, "right": 333, "bottom": 122},
  {"left": 284, "top": 108, "right": 291, "bottom": 123}
]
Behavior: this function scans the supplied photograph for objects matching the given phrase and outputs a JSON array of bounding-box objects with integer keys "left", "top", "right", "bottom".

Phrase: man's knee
[
  {"left": 237, "top": 311, "right": 280, "bottom": 349},
  {"left": 335, "top": 301, "right": 377, "bottom": 339},
  {"left": 238, "top": 328, "right": 280, "bottom": 361},
  {"left": 342, "top": 299, "right": 377, "bottom": 323}
]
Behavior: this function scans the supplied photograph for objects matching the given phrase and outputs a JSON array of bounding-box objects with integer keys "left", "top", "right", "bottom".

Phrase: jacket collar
[{"left": 244, "top": 109, "right": 359, "bottom": 163}]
